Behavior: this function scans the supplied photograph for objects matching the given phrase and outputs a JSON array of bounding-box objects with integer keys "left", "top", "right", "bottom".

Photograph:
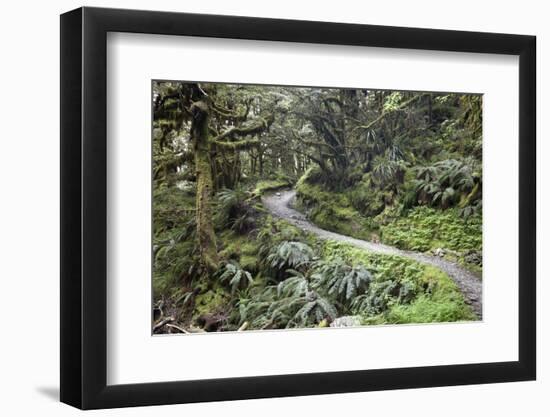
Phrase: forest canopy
[{"left": 152, "top": 81, "right": 482, "bottom": 334}]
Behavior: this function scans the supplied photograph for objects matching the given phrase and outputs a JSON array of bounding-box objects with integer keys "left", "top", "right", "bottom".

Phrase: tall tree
[{"left": 154, "top": 82, "right": 274, "bottom": 273}]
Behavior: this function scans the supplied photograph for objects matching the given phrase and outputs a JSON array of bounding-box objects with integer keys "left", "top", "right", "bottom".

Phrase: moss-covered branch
[
  {"left": 214, "top": 114, "right": 274, "bottom": 142},
  {"left": 213, "top": 138, "right": 260, "bottom": 150},
  {"left": 211, "top": 99, "right": 251, "bottom": 121}
]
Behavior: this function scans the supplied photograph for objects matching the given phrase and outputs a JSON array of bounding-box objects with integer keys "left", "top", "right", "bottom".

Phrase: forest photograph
[{"left": 152, "top": 81, "right": 482, "bottom": 334}]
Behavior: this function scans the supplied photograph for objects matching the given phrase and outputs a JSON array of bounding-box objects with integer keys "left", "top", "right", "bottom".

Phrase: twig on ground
[
  {"left": 165, "top": 323, "right": 190, "bottom": 334},
  {"left": 153, "top": 316, "right": 174, "bottom": 332}
]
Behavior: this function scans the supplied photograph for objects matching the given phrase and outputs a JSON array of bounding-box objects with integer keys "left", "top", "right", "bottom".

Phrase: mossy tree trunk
[
  {"left": 191, "top": 100, "right": 219, "bottom": 273},
  {"left": 185, "top": 85, "right": 274, "bottom": 274}
]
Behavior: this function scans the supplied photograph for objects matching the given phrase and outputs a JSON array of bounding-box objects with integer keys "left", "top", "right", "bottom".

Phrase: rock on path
[{"left": 262, "top": 190, "right": 482, "bottom": 319}]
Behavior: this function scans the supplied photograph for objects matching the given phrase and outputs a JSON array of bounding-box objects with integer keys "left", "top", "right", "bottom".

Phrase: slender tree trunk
[
  {"left": 191, "top": 100, "right": 218, "bottom": 273},
  {"left": 250, "top": 155, "right": 256, "bottom": 175},
  {"left": 259, "top": 149, "right": 264, "bottom": 176},
  {"left": 233, "top": 150, "right": 241, "bottom": 186}
]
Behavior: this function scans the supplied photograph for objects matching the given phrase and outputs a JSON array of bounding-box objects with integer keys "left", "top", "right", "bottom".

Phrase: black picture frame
[{"left": 60, "top": 6, "right": 536, "bottom": 410}]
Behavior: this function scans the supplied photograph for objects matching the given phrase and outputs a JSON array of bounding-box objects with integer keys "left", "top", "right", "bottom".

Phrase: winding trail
[{"left": 262, "top": 190, "right": 482, "bottom": 318}]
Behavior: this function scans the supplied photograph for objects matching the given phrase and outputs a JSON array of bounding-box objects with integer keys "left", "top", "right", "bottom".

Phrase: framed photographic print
[{"left": 60, "top": 6, "right": 536, "bottom": 410}]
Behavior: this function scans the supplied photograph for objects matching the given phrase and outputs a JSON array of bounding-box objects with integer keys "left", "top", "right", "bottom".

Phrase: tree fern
[
  {"left": 219, "top": 260, "right": 253, "bottom": 294},
  {"left": 277, "top": 269, "right": 310, "bottom": 298},
  {"left": 266, "top": 241, "right": 315, "bottom": 270},
  {"left": 351, "top": 280, "right": 397, "bottom": 315},
  {"left": 291, "top": 291, "right": 338, "bottom": 327},
  {"left": 414, "top": 158, "right": 479, "bottom": 209},
  {"left": 312, "top": 258, "right": 373, "bottom": 302}
]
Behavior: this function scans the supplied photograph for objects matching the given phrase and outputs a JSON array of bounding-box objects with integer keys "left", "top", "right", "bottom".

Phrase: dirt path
[{"left": 262, "top": 190, "right": 482, "bottom": 318}]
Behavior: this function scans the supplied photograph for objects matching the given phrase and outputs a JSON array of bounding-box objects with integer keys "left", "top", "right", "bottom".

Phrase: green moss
[
  {"left": 322, "top": 240, "right": 426, "bottom": 284},
  {"left": 218, "top": 231, "right": 262, "bottom": 273},
  {"left": 312, "top": 204, "right": 373, "bottom": 240},
  {"left": 240, "top": 255, "right": 258, "bottom": 272},
  {"left": 296, "top": 182, "right": 375, "bottom": 240},
  {"left": 263, "top": 217, "right": 305, "bottom": 243},
  {"left": 386, "top": 294, "right": 476, "bottom": 323},
  {"left": 240, "top": 241, "right": 261, "bottom": 272},
  {"left": 380, "top": 206, "right": 482, "bottom": 255},
  {"left": 253, "top": 179, "right": 291, "bottom": 197},
  {"left": 194, "top": 287, "right": 229, "bottom": 317}
]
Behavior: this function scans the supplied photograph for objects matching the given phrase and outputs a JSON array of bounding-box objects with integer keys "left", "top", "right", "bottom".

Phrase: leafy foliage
[
  {"left": 414, "top": 158, "right": 481, "bottom": 214},
  {"left": 266, "top": 241, "right": 315, "bottom": 271},
  {"left": 371, "top": 155, "right": 405, "bottom": 188},
  {"left": 252, "top": 179, "right": 292, "bottom": 197},
  {"left": 219, "top": 260, "right": 253, "bottom": 294},
  {"left": 277, "top": 269, "right": 310, "bottom": 298},
  {"left": 350, "top": 280, "right": 397, "bottom": 315},
  {"left": 291, "top": 291, "right": 338, "bottom": 326},
  {"left": 380, "top": 206, "right": 482, "bottom": 255},
  {"left": 296, "top": 181, "right": 374, "bottom": 240},
  {"left": 321, "top": 241, "right": 475, "bottom": 322},
  {"left": 312, "top": 258, "right": 373, "bottom": 301}
]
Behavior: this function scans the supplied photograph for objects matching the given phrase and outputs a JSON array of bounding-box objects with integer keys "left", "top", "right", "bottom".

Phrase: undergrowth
[
  {"left": 320, "top": 241, "right": 476, "bottom": 324},
  {"left": 153, "top": 179, "right": 477, "bottom": 332},
  {"left": 380, "top": 206, "right": 482, "bottom": 254}
]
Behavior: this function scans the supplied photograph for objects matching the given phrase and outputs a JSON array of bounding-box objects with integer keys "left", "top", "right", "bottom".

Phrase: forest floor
[{"left": 262, "top": 190, "right": 482, "bottom": 318}]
